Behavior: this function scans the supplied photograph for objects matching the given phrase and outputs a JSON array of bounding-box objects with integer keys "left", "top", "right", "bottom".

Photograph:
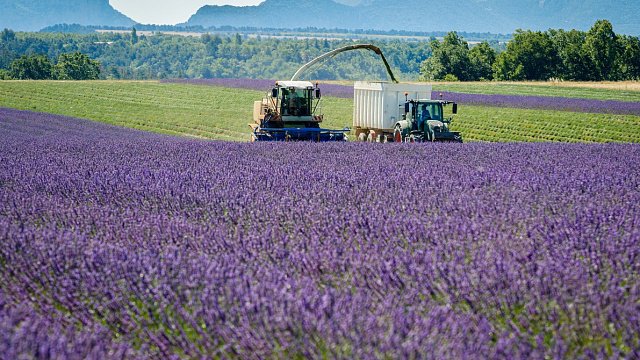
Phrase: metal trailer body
[{"left": 353, "top": 81, "right": 432, "bottom": 142}]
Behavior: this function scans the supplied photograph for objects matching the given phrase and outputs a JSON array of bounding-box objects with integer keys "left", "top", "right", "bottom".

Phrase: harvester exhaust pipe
[{"left": 290, "top": 44, "right": 399, "bottom": 83}]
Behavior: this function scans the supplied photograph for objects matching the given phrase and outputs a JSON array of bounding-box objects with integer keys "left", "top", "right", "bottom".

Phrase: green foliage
[
  {"left": 0, "top": 69, "right": 10, "bottom": 80},
  {"left": 54, "top": 52, "right": 101, "bottom": 80},
  {"left": 131, "top": 27, "right": 138, "bottom": 45},
  {"left": 1, "top": 29, "right": 16, "bottom": 43},
  {"left": 0, "top": 81, "right": 638, "bottom": 144},
  {"left": 496, "top": 20, "right": 639, "bottom": 81},
  {"left": 443, "top": 74, "right": 460, "bottom": 82},
  {"left": 0, "top": 32, "right": 431, "bottom": 80},
  {"left": 549, "top": 29, "right": 593, "bottom": 80},
  {"left": 6, "top": 52, "right": 101, "bottom": 80},
  {"left": 9, "top": 54, "right": 53, "bottom": 80},
  {"left": 420, "top": 34, "right": 496, "bottom": 81},
  {"left": 617, "top": 35, "right": 640, "bottom": 80},
  {"left": 584, "top": 20, "right": 618, "bottom": 81},
  {"left": 493, "top": 29, "right": 559, "bottom": 81},
  {"left": 421, "top": 32, "right": 472, "bottom": 81},
  {"left": 468, "top": 42, "right": 496, "bottom": 80}
]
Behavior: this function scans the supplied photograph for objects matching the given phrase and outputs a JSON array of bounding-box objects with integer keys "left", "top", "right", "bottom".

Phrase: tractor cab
[{"left": 407, "top": 100, "right": 457, "bottom": 129}]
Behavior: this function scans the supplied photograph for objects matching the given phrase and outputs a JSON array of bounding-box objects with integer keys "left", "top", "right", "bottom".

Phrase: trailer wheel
[
  {"left": 393, "top": 127, "right": 402, "bottom": 143},
  {"left": 366, "top": 132, "right": 375, "bottom": 142}
]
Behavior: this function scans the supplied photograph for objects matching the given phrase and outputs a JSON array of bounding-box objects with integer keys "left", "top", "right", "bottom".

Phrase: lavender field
[{"left": 1, "top": 108, "right": 640, "bottom": 359}]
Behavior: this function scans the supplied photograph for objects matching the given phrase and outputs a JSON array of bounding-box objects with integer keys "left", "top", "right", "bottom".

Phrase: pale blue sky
[{"left": 109, "top": 1, "right": 262, "bottom": 25}]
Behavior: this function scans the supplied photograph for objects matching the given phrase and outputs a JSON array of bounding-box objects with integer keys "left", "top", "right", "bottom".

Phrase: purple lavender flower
[{"left": 1, "top": 108, "right": 639, "bottom": 359}]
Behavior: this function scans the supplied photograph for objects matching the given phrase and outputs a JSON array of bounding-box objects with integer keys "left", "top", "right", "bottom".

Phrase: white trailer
[{"left": 353, "top": 81, "right": 432, "bottom": 142}]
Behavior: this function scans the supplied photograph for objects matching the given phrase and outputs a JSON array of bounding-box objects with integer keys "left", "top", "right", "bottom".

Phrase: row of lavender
[
  {"left": 165, "top": 78, "right": 640, "bottom": 116},
  {"left": 1, "top": 108, "right": 639, "bottom": 358}
]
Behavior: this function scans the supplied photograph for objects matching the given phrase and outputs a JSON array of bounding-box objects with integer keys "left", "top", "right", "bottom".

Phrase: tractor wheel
[
  {"left": 366, "top": 132, "right": 375, "bottom": 142},
  {"left": 393, "top": 127, "right": 403, "bottom": 143}
]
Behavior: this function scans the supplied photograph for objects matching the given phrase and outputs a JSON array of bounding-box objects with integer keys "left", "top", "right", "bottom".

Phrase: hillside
[
  {"left": 185, "top": 0, "right": 640, "bottom": 35},
  {"left": 0, "top": 0, "right": 135, "bottom": 31}
]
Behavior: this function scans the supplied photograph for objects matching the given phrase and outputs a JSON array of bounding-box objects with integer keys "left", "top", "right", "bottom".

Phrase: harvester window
[{"left": 282, "top": 89, "right": 310, "bottom": 117}]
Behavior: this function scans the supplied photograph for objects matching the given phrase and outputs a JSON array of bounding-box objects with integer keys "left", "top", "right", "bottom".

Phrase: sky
[{"left": 109, "top": 1, "right": 263, "bottom": 25}]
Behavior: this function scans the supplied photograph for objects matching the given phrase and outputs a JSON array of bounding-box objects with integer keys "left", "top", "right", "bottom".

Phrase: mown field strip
[
  {"left": 427, "top": 82, "right": 640, "bottom": 102},
  {"left": 0, "top": 80, "right": 639, "bottom": 143}
]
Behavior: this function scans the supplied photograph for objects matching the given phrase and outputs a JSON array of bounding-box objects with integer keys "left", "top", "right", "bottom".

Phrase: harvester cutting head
[{"left": 250, "top": 81, "right": 349, "bottom": 142}]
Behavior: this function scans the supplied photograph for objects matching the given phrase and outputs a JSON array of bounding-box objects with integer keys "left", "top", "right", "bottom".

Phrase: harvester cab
[
  {"left": 394, "top": 98, "right": 463, "bottom": 143},
  {"left": 250, "top": 81, "right": 349, "bottom": 142}
]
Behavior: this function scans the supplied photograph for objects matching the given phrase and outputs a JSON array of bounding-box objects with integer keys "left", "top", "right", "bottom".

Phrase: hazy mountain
[
  {"left": 185, "top": 0, "right": 639, "bottom": 35},
  {"left": 0, "top": 0, "right": 135, "bottom": 31}
]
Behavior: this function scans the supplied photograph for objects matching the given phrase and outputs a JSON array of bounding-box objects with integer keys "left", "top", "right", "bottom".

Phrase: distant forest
[
  {"left": 0, "top": 29, "right": 439, "bottom": 81},
  {"left": 1, "top": 20, "right": 638, "bottom": 81},
  {"left": 40, "top": 23, "right": 512, "bottom": 42}
]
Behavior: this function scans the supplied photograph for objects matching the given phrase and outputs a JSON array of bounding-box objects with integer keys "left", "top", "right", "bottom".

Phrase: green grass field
[
  {"left": 0, "top": 80, "right": 639, "bottom": 143},
  {"left": 431, "top": 82, "right": 640, "bottom": 102}
]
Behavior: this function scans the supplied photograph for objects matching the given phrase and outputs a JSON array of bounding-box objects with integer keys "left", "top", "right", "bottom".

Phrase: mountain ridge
[
  {"left": 185, "top": 0, "right": 639, "bottom": 35},
  {"left": 0, "top": 0, "right": 637, "bottom": 35},
  {"left": 0, "top": 0, "right": 135, "bottom": 31}
]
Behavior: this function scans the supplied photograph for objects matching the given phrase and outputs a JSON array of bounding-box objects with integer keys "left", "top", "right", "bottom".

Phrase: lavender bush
[
  {"left": 437, "top": 91, "right": 640, "bottom": 116},
  {"left": 1, "top": 108, "right": 639, "bottom": 359},
  {"left": 165, "top": 78, "right": 640, "bottom": 116}
]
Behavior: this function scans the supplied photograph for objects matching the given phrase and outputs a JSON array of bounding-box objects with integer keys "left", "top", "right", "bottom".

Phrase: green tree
[
  {"left": 549, "top": 29, "right": 592, "bottom": 80},
  {"left": 420, "top": 32, "right": 472, "bottom": 81},
  {"left": 493, "top": 30, "right": 559, "bottom": 80},
  {"left": 55, "top": 52, "right": 101, "bottom": 80},
  {"left": 202, "top": 34, "right": 222, "bottom": 56},
  {"left": 1, "top": 28, "right": 16, "bottom": 43},
  {"left": 9, "top": 54, "right": 53, "bottom": 79},
  {"left": 469, "top": 42, "right": 496, "bottom": 80},
  {"left": 131, "top": 27, "right": 138, "bottom": 45},
  {"left": 0, "top": 69, "right": 11, "bottom": 79},
  {"left": 617, "top": 35, "right": 640, "bottom": 80},
  {"left": 584, "top": 20, "right": 618, "bottom": 80}
]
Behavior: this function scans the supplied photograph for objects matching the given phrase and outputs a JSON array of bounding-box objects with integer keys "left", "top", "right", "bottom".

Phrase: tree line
[
  {"left": 0, "top": 28, "right": 433, "bottom": 81},
  {"left": 421, "top": 20, "right": 640, "bottom": 81},
  {"left": 1, "top": 20, "right": 638, "bottom": 82},
  {"left": 1, "top": 53, "right": 100, "bottom": 80}
]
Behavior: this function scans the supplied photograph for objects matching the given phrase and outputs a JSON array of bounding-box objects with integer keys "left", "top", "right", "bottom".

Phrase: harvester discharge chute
[{"left": 250, "top": 44, "right": 397, "bottom": 142}]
